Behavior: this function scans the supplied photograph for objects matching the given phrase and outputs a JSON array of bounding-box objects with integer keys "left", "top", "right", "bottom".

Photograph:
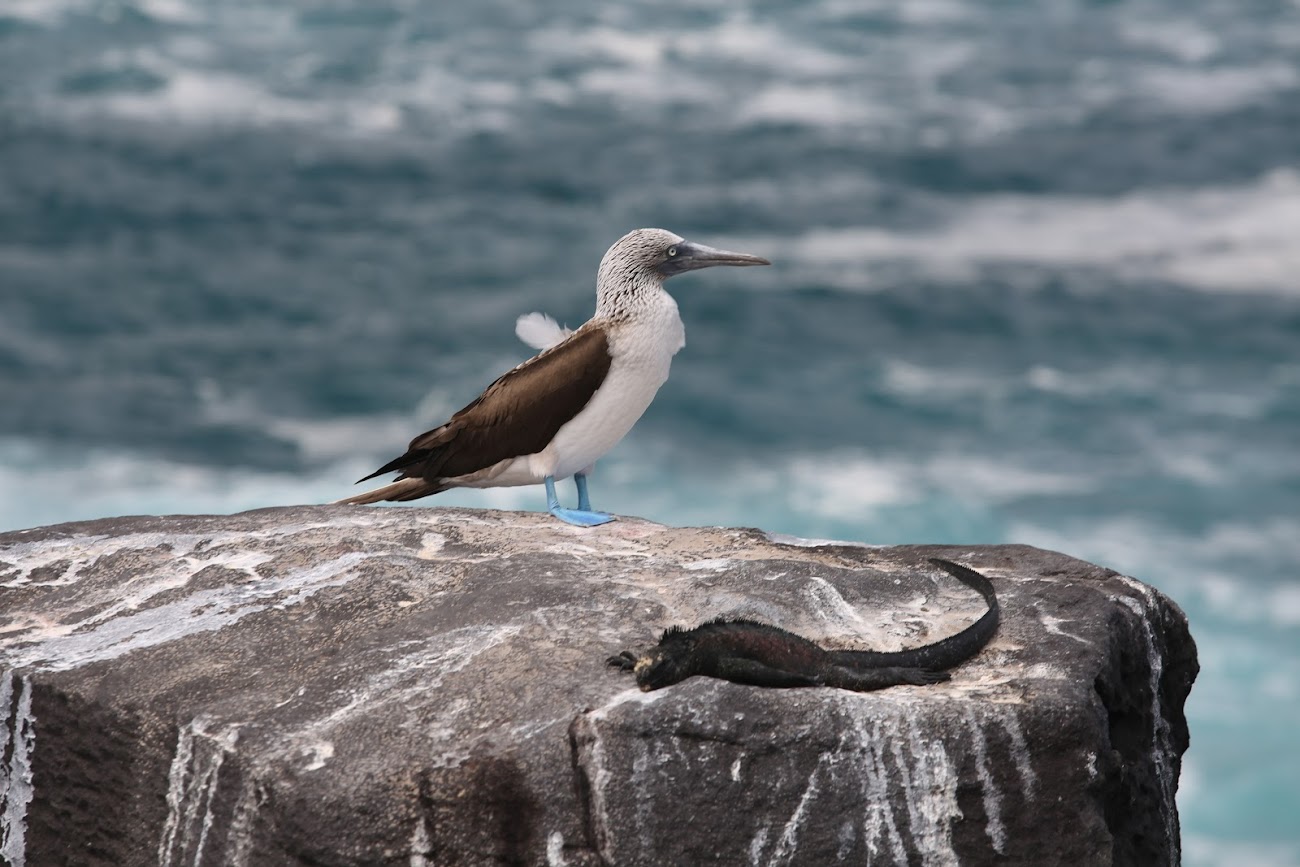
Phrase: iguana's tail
[{"left": 829, "top": 558, "right": 1000, "bottom": 672}]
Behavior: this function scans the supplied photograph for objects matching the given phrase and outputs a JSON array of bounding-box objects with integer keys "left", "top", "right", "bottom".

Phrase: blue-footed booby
[{"left": 336, "top": 228, "right": 769, "bottom": 526}]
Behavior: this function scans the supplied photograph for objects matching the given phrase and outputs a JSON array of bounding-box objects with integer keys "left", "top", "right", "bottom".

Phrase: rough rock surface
[{"left": 0, "top": 506, "right": 1197, "bottom": 866}]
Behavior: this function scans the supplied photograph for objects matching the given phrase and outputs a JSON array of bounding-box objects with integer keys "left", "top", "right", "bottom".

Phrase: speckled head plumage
[{"left": 595, "top": 228, "right": 769, "bottom": 318}]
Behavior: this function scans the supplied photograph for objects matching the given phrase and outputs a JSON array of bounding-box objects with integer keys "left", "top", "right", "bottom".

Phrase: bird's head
[{"left": 596, "top": 228, "right": 769, "bottom": 314}]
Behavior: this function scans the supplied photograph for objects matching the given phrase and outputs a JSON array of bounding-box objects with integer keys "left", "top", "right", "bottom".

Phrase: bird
[{"left": 335, "top": 228, "right": 769, "bottom": 526}]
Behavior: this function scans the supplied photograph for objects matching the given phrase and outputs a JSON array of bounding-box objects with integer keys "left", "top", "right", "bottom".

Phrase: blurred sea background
[{"left": 2, "top": 0, "right": 1298, "bottom": 862}]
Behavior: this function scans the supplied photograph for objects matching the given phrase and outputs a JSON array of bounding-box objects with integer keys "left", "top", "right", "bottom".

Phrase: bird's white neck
[{"left": 594, "top": 267, "right": 669, "bottom": 320}]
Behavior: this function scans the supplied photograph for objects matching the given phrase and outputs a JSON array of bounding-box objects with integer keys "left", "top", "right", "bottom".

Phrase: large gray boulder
[{"left": 0, "top": 506, "right": 1196, "bottom": 866}]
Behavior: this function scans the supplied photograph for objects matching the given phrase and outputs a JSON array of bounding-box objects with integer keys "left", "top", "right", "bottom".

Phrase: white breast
[
  {"left": 547, "top": 293, "right": 685, "bottom": 479},
  {"left": 451, "top": 292, "right": 684, "bottom": 489}
]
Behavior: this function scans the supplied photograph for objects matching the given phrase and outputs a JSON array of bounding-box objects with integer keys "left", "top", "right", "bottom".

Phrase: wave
[
  {"left": 750, "top": 169, "right": 1300, "bottom": 295},
  {"left": 0, "top": 431, "right": 1144, "bottom": 536},
  {"left": 23, "top": 0, "right": 1296, "bottom": 146},
  {"left": 0, "top": 446, "right": 1062, "bottom": 537},
  {"left": 1007, "top": 517, "right": 1300, "bottom": 630},
  {"left": 1183, "top": 836, "right": 1300, "bottom": 867},
  {"left": 1134, "top": 63, "right": 1298, "bottom": 114},
  {"left": 0, "top": 437, "right": 542, "bottom": 534},
  {"left": 0, "top": 0, "right": 196, "bottom": 24}
]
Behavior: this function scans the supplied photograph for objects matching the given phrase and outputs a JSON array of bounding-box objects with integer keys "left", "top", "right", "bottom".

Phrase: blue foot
[
  {"left": 549, "top": 507, "right": 615, "bottom": 527},
  {"left": 544, "top": 474, "right": 615, "bottom": 527}
]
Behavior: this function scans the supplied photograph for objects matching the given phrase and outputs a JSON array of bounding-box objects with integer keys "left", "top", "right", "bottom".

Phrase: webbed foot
[
  {"left": 544, "top": 475, "right": 615, "bottom": 526},
  {"left": 550, "top": 507, "right": 615, "bottom": 527}
]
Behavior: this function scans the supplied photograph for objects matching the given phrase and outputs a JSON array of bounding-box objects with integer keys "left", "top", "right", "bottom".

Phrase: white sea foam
[
  {"left": 1008, "top": 517, "right": 1300, "bottom": 630},
  {"left": 1135, "top": 63, "right": 1299, "bottom": 114},
  {"left": 1120, "top": 18, "right": 1221, "bottom": 63},
  {"left": 28, "top": 0, "right": 1291, "bottom": 156},
  {"left": 0, "top": 461, "right": 521, "bottom": 535},
  {"left": 195, "top": 379, "right": 462, "bottom": 468},
  {"left": 881, "top": 360, "right": 1010, "bottom": 400},
  {"left": 0, "top": 431, "right": 1100, "bottom": 535},
  {"left": 529, "top": 15, "right": 960, "bottom": 133},
  {"left": 786, "top": 455, "right": 918, "bottom": 514},
  {"left": 540, "top": 16, "right": 852, "bottom": 79},
  {"left": 673, "top": 15, "right": 853, "bottom": 76},
  {"left": 737, "top": 84, "right": 885, "bottom": 127},
  {"left": 532, "top": 26, "right": 669, "bottom": 68},
  {"left": 1183, "top": 837, "right": 1300, "bottom": 867},
  {"left": 884, "top": 357, "right": 1281, "bottom": 433},
  {"left": 66, "top": 61, "right": 316, "bottom": 126},
  {"left": 22, "top": 0, "right": 1297, "bottom": 155},
  {"left": 0, "top": 0, "right": 198, "bottom": 24},
  {"left": 764, "top": 169, "right": 1300, "bottom": 295},
  {"left": 780, "top": 451, "right": 1094, "bottom": 521},
  {"left": 52, "top": 39, "right": 405, "bottom": 134},
  {"left": 134, "top": 0, "right": 198, "bottom": 23},
  {"left": 922, "top": 456, "right": 1093, "bottom": 501},
  {"left": 0, "top": 0, "right": 93, "bottom": 24},
  {"left": 0, "top": 445, "right": 334, "bottom": 532}
]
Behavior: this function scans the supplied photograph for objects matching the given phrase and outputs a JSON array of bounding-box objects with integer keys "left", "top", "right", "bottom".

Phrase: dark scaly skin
[{"left": 607, "top": 558, "right": 998, "bottom": 692}]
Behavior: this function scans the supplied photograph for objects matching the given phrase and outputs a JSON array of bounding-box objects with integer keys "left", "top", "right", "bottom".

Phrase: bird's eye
[{"left": 667, "top": 246, "right": 678, "bottom": 257}]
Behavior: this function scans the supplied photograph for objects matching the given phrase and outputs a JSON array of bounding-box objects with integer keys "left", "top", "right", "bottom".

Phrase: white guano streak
[
  {"left": 857, "top": 717, "right": 907, "bottom": 864},
  {"left": 964, "top": 707, "right": 1006, "bottom": 853},
  {"left": 836, "top": 699, "right": 910, "bottom": 863},
  {"left": 545, "top": 830, "right": 568, "bottom": 866},
  {"left": 895, "top": 718, "right": 961, "bottom": 864},
  {"left": 765, "top": 753, "right": 830, "bottom": 866},
  {"left": 408, "top": 815, "right": 433, "bottom": 867},
  {"left": 223, "top": 776, "right": 261, "bottom": 867},
  {"left": 999, "top": 711, "right": 1038, "bottom": 801},
  {"left": 158, "top": 718, "right": 240, "bottom": 867},
  {"left": 0, "top": 672, "right": 36, "bottom": 867},
  {"left": 8, "top": 551, "right": 380, "bottom": 673},
  {"left": 577, "top": 688, "right": 666, "bottom": 865},
  {"left": 1116, "top": 580, "right": 1179, "bottom": 865},
  {"left": 755, "top": 696, "right": 965, "bottom": 865}
]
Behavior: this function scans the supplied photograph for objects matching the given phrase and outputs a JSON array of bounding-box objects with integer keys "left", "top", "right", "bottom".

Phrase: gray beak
[{"left": 657, "top": 240, "right": 771, "bottom": 277}]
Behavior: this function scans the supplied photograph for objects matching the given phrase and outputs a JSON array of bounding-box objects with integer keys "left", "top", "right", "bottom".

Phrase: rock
[{"left": 0, "top": 506, "right": 1197, "bottom": 867}]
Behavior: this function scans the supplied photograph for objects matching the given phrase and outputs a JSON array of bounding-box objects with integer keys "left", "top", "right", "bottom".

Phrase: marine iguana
[{"left": 607, "top": 558, "right": 998, "bottom": 692}]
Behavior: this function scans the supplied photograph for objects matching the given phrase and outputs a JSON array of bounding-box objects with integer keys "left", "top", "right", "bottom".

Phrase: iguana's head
[{"left": 633, "top": 646, "right": 690, "bottom": 691}]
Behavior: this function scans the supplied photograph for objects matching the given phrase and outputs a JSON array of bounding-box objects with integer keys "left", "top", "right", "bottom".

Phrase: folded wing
[{"left": 357, "top": 326, "right": 613, "bottom": 485}]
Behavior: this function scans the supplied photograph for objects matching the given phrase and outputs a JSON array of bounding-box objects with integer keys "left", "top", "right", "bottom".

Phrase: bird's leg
[
  {"left": 574, "top": 472, "right": 613, "bottom": 522},
  {"left": 544, "top": 475, "right": 562, "bottom": 511},
  {"left": 545, "top": 475, "right": 615, "bottom": 527},
  {"left": 575, "top": 472, "right": 593, "bottom": 511}
]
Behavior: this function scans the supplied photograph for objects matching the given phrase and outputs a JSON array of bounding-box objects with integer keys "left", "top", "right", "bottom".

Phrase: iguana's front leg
[{"left": 707, "top": 657, "right": 822, "bottom": 688}]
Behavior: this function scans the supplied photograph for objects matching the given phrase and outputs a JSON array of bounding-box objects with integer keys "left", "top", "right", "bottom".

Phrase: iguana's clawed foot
[{"left": 607, "top": 650, "right": 638, "bottom": 670}]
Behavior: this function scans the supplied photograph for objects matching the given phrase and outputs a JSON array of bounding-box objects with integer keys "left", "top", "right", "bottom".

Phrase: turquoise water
[{"left": 2, "top": 0, "right": 1299, "bottom": 862}]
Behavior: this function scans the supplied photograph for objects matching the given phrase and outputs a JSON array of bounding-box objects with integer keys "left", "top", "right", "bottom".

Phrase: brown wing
[{"left": 357, "top": 326, "right": 613, "bottom": 483}]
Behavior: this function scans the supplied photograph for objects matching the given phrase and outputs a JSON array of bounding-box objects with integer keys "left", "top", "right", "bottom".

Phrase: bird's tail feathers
[
  {"left": 333, "top": 478, "right": 447, "bottom": 505},
  {"left": 356, "top": 448, "right": 432, "bottom": 483}
]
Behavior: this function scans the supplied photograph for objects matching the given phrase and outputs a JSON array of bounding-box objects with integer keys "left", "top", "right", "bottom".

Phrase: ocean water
[{"left": 2, "top": 0, "right": 1298, "bottom": 861}]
